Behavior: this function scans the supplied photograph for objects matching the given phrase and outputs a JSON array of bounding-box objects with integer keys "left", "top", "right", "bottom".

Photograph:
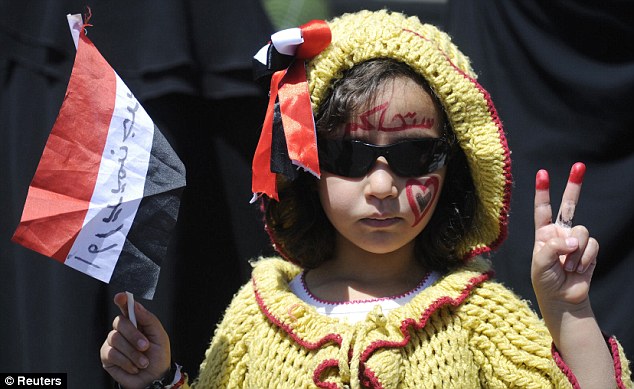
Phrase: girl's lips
[{"left": 360, "top": 217, "right": 400, "bottom": 228}]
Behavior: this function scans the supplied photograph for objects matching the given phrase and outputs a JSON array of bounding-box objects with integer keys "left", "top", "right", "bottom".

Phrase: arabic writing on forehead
[{"left": 345, "top": 101, "right": 435, "bottom": 134}]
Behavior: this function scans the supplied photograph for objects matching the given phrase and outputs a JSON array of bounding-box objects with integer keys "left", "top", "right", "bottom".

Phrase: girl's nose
[{"left": 364, "top": 157, "right": 398, "bottom": 199}]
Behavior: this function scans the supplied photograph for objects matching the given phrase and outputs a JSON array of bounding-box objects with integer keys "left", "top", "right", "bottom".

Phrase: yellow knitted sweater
[{"left": 180, "top": 257, "right": 631, "bottom": 388}]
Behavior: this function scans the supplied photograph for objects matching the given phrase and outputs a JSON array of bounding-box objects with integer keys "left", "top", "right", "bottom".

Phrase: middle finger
[{"left": 555, "top": 162, "right": 585, "bottom": 229}]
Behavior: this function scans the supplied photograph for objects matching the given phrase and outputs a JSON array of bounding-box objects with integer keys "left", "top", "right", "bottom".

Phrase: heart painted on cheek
[{"left": 406, "top": 177, "right": 439, "bottom": 227}]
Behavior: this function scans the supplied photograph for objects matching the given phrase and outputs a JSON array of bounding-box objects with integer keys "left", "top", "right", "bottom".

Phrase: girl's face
[{"left": 318, "top": 76, "right": 446, "bottom": 257}]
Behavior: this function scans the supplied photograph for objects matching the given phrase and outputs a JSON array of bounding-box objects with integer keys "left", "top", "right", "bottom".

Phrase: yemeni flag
[{"left": 11, "top": 13, "right": 186, "bottom": 300}]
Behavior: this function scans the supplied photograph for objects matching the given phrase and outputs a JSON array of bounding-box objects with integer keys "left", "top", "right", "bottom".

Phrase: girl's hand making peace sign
[
  {"left": 531, "top": 162, "right": 598, "bottom": 306},
  {"left": 530, "top": 162, "right": 616, "bottom": 389}
]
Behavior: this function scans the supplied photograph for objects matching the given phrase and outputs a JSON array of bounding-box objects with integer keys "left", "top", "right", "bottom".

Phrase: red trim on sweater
[
  {"left": 450, "top": 63, "right": 512, "bottom": 258},
  {"left": 313, "top": 359, "right": 341, "bottom": 389},
  {"left": 360, "top": 271, "right": 492, "bottom": 388},
  {"left": 551, "top": 335, "right": 628, "bottom": 388},
  {"left": 608, "top": 336, "right": 628, "bottom": 389},
  {"left": 551, "top": 343, "right": 580, "bottom": 388},
  {"left": 253, "top": 278, "right": 343, "bottom": 350},
  {"left": 403, "top": 28, "right": 512, "bottom": 261},
  {"left": 254, "top": 278, "right": 346, "bottom": 388}
]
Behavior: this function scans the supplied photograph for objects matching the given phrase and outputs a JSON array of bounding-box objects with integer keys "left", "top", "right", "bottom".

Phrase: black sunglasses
[{"left": 318, "top": 137, "right": 451, "bottom": 178}]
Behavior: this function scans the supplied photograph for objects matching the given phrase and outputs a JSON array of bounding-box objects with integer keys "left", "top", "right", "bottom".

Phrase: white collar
[{"left": 289, "top": 271, "right": 440, "bottom": 324}]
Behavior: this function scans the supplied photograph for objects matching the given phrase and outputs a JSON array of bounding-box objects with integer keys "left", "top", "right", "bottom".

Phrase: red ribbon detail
[
  {"left": 278, "top": 62, "right": 320, "bottom": 174},
  {"left": 252, "top": 70, "right": 285, "bottom": 201},
  {"left": 82, "top": 6, "right": 94, "bottom": 30},
  {"left": 296, "top": 20, "right": 331, "bottom": 59},
  {"left": 251, "top": 20, "right": 331, "bottom": 201}
]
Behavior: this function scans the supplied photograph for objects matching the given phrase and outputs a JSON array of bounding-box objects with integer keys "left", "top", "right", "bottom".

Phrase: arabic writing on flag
[{"left": 12, "top": 14, "right": 186, "bottom": 299}]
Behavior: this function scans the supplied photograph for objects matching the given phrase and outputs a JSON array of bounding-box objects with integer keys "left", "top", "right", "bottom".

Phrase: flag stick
[{"left": 126, "top": 291, "right": 137, "bottom": 328}]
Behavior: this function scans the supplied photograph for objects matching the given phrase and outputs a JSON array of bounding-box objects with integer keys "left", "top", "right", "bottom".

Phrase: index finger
[
  {"left": 555, "top": 162, "right": 585, "bottom": 229},
  {"left": 534, "top": 168, "right": 553, "bottom": 230}
]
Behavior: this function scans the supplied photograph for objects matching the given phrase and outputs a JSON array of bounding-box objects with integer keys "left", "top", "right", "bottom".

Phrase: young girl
[{"left": 100, "top": 10, "right": 632, "bottom": 388}]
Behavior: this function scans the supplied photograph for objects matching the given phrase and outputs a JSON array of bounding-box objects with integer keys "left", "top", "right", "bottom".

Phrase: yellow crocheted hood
[{"left": 307, "top": 10, "right": 512, "bottom": 259}]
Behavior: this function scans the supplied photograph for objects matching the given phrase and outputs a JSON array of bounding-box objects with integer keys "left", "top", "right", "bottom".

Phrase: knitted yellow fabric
[
  {"left": 307, "top": 10, "right": 512, "bottom": 259},
  {"left": 178, "top": 257, "right": 632, "bottom": 388}
]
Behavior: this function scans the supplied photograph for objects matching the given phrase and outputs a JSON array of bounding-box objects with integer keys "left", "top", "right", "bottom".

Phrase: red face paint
[
  {"left": 345, "top": 101, "right": 435, "bottom": 133},
  {"left": 406, "top": 176, "right": 439, "bottom": 227},
  {"left": 568, "top": 162, "right": 586, "bottom": 184},
  {"left": 535, "top": 169, "right": 549, "bottom": 190}
]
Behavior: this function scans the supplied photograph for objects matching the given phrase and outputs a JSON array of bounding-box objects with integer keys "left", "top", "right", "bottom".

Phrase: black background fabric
[
  {"left": 444, "top": 0, "right": 634, "bottom": 353},
  {"left": 1, "top": 1, "right": 632, "bottom": 386}
]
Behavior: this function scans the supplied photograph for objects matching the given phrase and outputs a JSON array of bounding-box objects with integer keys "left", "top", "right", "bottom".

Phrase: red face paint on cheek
[
  {"left": 568, "top": 162, "right": 586, "bottom": 184},
  {"left": 535, "top": 169, "right": 549, "bottom": 190},
  {"left": 406, "top": 177, "right": 439, "bottom": 227}
]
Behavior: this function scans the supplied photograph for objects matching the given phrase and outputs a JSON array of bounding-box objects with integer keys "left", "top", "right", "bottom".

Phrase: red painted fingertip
[
  {"left": 535, "top": 169, "right": 549, "bottom": 190},
  {"left": 568, "top": 162, "right": 586, "bottom": 184}
]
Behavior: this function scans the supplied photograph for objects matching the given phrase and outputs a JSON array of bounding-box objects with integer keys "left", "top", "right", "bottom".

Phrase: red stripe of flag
[{"left": 12, "top": 32, "right": 116, "bottom": 262}]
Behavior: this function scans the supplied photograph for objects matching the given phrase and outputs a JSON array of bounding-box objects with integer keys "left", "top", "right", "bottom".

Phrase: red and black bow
[{"left": 251, "top": 20, "right": 331, "bottom": 201}]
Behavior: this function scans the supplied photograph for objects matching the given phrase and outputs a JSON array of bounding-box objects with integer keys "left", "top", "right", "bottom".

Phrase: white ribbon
[{"left": 254, "top": 27, "right": 304, "bottom": 65}]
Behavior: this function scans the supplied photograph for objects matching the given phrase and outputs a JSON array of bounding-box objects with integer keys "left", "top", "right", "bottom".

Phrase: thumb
[{"left": 113, "top": 292, "right": 168, "bottom": 348}]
